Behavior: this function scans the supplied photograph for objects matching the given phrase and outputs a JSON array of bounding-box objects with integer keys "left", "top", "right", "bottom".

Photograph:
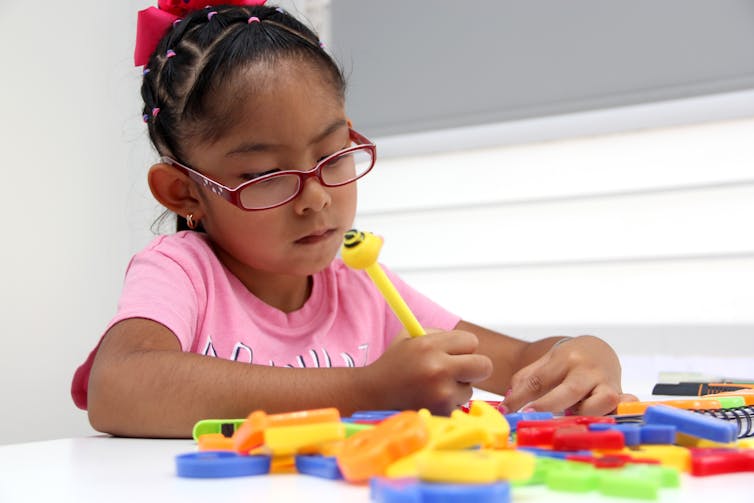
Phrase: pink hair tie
[
  {"left": 248, "top": 16, "right": 260, "bottom": 23},
  {"left": 151, "top": 107, "right": 161, "bottom": 117},
  {"left": 207, "top": 11, "right": 217, "bottom": 20},
  {"left": 166, "top": 49, "right": 176, "bottom": 58}
]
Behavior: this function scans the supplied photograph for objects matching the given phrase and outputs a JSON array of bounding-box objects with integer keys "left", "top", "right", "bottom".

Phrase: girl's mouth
[{"left": 295, "top": 228, "right": 336, "bottom": 245}]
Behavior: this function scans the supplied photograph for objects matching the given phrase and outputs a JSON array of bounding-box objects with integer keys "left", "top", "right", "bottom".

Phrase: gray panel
[{"left": 331, "top": 0, "right": 754, "bottom": 136}]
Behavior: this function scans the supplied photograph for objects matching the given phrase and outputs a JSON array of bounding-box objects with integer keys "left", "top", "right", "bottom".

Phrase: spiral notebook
[
  {"left": 615, "top": 403, "right": 754, "bottom": 439},
  {"left": 617, "top": 405, "right": 754, "bottom": 439},
  {"left": 694, "top": 405, "right": 754, "bottom": 439}
]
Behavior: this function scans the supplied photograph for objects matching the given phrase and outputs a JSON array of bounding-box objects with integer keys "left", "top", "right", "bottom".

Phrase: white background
[{"left": 0, "top": 1, "right": 751, "bottom": 445}]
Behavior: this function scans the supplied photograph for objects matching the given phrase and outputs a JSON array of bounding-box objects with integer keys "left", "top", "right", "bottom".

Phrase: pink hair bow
[{"left": 135, "top": 0, "right": 267, "bottom": 66}]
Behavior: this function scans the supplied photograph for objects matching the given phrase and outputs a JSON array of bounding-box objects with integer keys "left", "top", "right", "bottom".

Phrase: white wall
[
  {"left": 0, "top": 0, "right": 332, "bottom": 447},
  {"left": 0, "top": 1, "right": 152, "bottom": 444},
  {"left": 0, "top": 1, "right": 751, "bottom": 446},
  {"left": 356, "top": 101, "right": 754, "bottom": 357}
]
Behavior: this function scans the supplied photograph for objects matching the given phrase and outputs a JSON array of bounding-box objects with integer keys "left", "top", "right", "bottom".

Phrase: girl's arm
[
  {"left": 459, "top": 320, "right": 636, "bottom": 415},
  {"left": 87, "top": 318, "right": 492, "bottom": 437},
  {"left": 87, "top": 318, "right": 363, "bottom": 437}
]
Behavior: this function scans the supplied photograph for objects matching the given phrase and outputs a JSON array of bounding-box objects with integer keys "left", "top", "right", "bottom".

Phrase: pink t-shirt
[{"left": 71, "top": 231, "right": 460, "bottom": 409}]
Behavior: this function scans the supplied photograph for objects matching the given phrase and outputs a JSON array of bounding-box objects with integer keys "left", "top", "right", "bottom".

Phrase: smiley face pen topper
[{"left": 341, "top": 229, "right": 426, "bottom": 337}]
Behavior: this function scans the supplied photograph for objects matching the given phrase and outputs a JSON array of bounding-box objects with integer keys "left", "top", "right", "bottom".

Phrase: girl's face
[{"left": 182, "top": 61, "right": 357, "bottom": 290}]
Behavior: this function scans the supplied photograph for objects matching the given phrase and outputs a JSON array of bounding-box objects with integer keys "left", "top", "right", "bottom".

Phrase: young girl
[{"left": 72, "top": 1, "right": 635, "bottom": 438}]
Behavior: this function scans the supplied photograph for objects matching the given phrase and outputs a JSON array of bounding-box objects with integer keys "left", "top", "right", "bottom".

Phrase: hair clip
[
  {"left": 248, "top": 16, "right": 260, "bottom": 23},
  {"left": 207, "top": 11, "right": 217, "bottom": 20},
  {"left": 142, "top": 114, "right": 150, "bottom": 123},
  {"left": 151, "top": 107, "right": 161, "bottom": 118},
  {"left": 142, "top": 68, "right": 151, "bottom": 75},
  {"left": 166, "top": 49, "right": 176, "bottom": 58},
  {"left": 172, "top": 19, "right": 182, "bottom": 28}
]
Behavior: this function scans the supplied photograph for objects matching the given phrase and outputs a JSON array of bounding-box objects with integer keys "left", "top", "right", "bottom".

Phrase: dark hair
[{"left": 140, "top": 4, "right": 346, "bottom": 232}]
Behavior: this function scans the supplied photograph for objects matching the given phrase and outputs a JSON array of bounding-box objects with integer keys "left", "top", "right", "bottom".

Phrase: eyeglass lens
[{"left": 239, "top": 148, "right": 373, "bottom": 209}]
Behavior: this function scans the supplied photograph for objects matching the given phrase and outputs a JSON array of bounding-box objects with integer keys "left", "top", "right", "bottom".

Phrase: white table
[{"left": 0, "top": 435, "right": 752, "bottom": 502}]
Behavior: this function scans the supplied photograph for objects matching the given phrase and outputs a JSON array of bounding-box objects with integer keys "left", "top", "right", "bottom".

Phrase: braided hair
[{"left": 140, "top": 5, "right": 346, "bottom": 231}]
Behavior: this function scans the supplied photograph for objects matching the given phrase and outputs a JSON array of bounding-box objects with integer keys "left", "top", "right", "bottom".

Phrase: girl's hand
[
  {"left": 362, "top": 330, "right": 493, "bottom": 415},
  {"left": 503, "top": 335, "right": 637, "bottom": 415}
]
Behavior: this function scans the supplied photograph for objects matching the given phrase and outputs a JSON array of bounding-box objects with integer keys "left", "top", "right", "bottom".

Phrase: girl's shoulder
[
  {"left": 139, "top": 230, "right": 212, "bottom": 256},
  {"left": 132, "top": 230, "right": 218, "bottom": 273}
]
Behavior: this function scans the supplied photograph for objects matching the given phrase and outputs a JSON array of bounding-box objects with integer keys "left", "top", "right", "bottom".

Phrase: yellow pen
[{"left": 340, "top": 229, "right": 426, "bottom": 337}]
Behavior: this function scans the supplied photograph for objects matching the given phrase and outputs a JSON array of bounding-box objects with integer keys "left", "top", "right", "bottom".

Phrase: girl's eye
[
  {"left": 318, "top": 143, "right": 350, "bottom": 163},
  {"left": 317, "top": 152, "right": 335, "bottom": 163},
  {"left": 241, "top": 168, "right": 279, "bottom": 181}
]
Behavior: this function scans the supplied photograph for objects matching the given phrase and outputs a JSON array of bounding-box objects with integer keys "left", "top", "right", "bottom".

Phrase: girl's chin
[{"left": 287, "top": 256, "right": 339, "bottom": 277}]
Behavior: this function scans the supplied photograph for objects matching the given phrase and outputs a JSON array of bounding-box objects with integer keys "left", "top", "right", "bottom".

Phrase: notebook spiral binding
[{"left": 694, "top": 406, "right": 754, "bottom": 439}]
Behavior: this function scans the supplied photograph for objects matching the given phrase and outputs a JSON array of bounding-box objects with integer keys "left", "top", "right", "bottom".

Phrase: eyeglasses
[{"left": 161, "top": 129, "right": 376, "bottom": 211}]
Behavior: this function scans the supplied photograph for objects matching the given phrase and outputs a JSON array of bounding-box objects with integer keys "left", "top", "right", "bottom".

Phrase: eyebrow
[{"left": 225, "top": 119, "right": 348, "bottom": 157}]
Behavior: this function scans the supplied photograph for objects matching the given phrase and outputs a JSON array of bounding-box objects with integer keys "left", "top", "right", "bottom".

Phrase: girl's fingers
[
  {"left": 433, "top": 330, "right": 481, "bottom": 355},
  {"left": 404, "top": 330, "right": 480, "bottom": 356},
  {"left": 618, "top": 392, "right": 639, "bottom": 403},
  {"left": 523, "top": 373, "right": 596, "bottom": 413},
  {"left": 567, "top": 384, "right": 622, "bottom": 416},
  {"left": 454, "top": 382, "right": 474, "bottom": 409},
  {"left": 572, "top": 388, "right": 639, "bottom": 416},
  {"left": 504, "top": 357, "right": 567, "bottom": 412},
  {"left": 501, "top": 335, "right": 629, "bottom": 415},
  {"left": 423, "top": 379, "right": 475, "bottom": 416},
  {"left": 451, "top": 354, "right": 493, "bottom": 384}
]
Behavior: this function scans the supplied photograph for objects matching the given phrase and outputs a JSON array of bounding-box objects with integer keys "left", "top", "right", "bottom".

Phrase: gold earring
[{"left": 186, "top": 214, "right": 197, "bottom": 230}]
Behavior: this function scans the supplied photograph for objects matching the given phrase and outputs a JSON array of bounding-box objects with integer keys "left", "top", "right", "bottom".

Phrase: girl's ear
[{"left": 147, "top": 163, "right": 203, "bottom": 219}]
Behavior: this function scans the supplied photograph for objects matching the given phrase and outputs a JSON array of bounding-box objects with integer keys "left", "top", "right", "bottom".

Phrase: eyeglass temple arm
[
  {"left": 161, "top": 156, "right": 236, "bottom": 204},
  {"left": 349, "top": 128, "right": 374, "bottom": 147}
]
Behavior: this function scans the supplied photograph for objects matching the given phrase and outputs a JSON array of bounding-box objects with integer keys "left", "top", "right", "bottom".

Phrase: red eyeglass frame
[{"left": 160, "top": 128, "right": 376, "bottom": 211}]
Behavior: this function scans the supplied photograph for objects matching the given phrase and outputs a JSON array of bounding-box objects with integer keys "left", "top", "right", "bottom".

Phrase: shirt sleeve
[
  {"left": 70, "top": 245, "right": 201, "bottom": 410},
  {"left": 110, "top": 249, "right": 201, "bottom": 351}
]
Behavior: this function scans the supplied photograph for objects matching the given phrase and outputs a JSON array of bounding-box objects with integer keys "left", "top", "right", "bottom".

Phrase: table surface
[{"left": 0, "top": 434, "right": 752, "bottom": 503}]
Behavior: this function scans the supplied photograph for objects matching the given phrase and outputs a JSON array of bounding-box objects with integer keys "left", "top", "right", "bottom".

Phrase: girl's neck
[
  {"left": 210, "top": 242, "right": 313, "bottom": 313},
  {"left": 249, "top": 274, "right": 313, "bottom": 313}
]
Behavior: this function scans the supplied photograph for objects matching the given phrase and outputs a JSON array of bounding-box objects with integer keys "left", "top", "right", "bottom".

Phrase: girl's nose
[{"left": 292, "top": 176, "right": 331, "bottom": 214}]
